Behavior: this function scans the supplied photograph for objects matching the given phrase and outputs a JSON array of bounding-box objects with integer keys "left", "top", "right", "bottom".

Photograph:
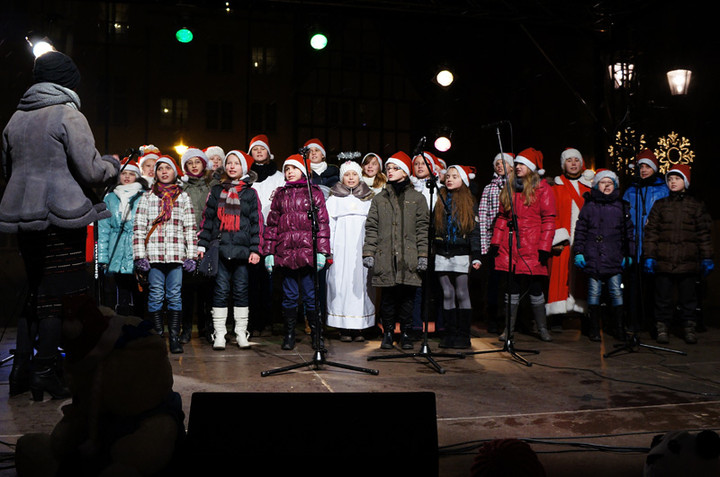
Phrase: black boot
[
  {"left": 400, "top": 317, "right": 414, "bottom": 350},
  {"left": 9, "top": 352, "right": 31, "bottom": 396},
  {"left": 612, "top": 306, "right": 626, "bottom": 342},
  {"left": 168, "top": 310, "right": 183, "bottom": 354},
  {"left": 439, "top": 309, "right": 457, "bottom": 348},
  {"left": 30, "top": 356, "right": 71, "bottom": 402},
  {"left": 454, "top": 309, "right": 472, "bottom": 349},
  {"left": 380, "top": 318, "right": 395, "bottom": 349},
  {"left": 281, "top": 307, "right": 297, "bottom": 350},
  {"left": 148, "top": 310, "right": 164, "bottom": 336},
  {"left": 180, "top": 309, "right": 193, "bottom": 344},
  {"left": 587, "top": 305, "right": 601, "bottom": 342},
  {"left": 308, "top": 312, "right": 325, "bottom": 351}
]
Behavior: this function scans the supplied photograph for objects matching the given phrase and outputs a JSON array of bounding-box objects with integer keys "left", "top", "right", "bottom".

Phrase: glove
[
  {"left": 183, "top": 258, "right": 196, "bottom": 273},
  {"left": 622, "top": 257, "right": 632, "bottom": 270},
  {"left": 701, "top": 259, "right": 715, "bottom": 277},
  {"left": 134, "top": 258, "right": 150, "bottom": 273},
  {"left": 363, "top": 256, "right": 374, "bottom": 269},
  {"left": 538, "top": 250, "right": 550, "bottom": 266},
  {"left": 643, "top": 258, "right": 656, "bottom": 274},
  {"left": 574, "top": 254, "right": 586, "bottom": 269},
  {"left": 265, "top": 255, "right": 274, "bottom": 273},
  {"left": 417, "top": 257, "right": 428, "bottom": 272},
  {"left": 316, "top": 253, "right": 326, "bottom": 271},
  {"left": 488, "top": 245, "right": 499, "bottom": 257}
]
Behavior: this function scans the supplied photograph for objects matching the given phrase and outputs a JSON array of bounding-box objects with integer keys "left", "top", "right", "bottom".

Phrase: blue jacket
[
  {"left": 622, "top": 175, "right": 669, "bottom": 260},
  {"left": 98, "top": 186, "right": 145, "bottom": 274}
]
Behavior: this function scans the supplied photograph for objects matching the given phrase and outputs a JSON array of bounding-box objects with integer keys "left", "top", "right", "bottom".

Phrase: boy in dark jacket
[
  {"left": 643, "top": 164, "right": 714, "bottom": 344},
  {"left": 573, "top": 169, "right": 634, "bottom": 342}
]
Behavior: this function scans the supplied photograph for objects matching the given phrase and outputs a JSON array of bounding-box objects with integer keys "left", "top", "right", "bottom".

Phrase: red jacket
[{"left": 491, "top": 179, "right": 557, "bottom": 276}]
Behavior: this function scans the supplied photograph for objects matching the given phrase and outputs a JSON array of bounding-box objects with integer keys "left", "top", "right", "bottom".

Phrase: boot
[
  {"left": 453, "top": 309, "right": 472, "bottom": 349},
  {"left": 9, "top": 352, "right": 31, "bottom": 396},
  {"left": 30, "top": 356, "right": 71, "bottom": 402},
  {"left": 684, "top": 320, "right": 698, "bottom": 344},
  {"left": 656, "top": 321, "right": 669, "bottom": 344},
  {"left": 380, "top": 317, "right": 395, "bottom": 349},
  {"left": 167, "top": 309, "right": 183, "bottom": 354},
  {"left": 307, "top": 312, "right": 325, "bottom": 350},
  {"left": 498, "top": 294, "right": 519, "bottom": 342},
  {"left": 530, "top": 295, "right": 552, "bottom": 342},
  {"left": 612, "top": 306, "right": 627, "bottom": 342},
  {"left": 586, "top": 306, "right": 602, "bottom": 342},
  {"left": 439, "top": 309, "right": 457, "bottom": 348},
  {"left": 148, "top": 310, "right": 164, "bottom": 336},
  {"left": 282, "top": 307, "right": 297, "bottom": 350},
  {"left": 400, "top": 317, "right": 413, "bottom": 350},
  {"left": 211, "top": 307, "right": 228, "bottom": 350},
  {"left": 234, "top": 307, "right": 251, "bottom": 349},
  {"left": 180, "top": 309, "right": 193, "bottom": 344}
]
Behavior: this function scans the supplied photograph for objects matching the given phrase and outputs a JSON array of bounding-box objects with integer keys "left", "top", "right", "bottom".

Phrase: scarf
[
  {"left": 390, "top": 177, "right": 410, "bottom": 195},
  {"left": 114, "top": 182, "right": 143, "bottom": 221},
  {"left": 217, "top": 179, "right": 246, "bottom": 232},
  {"left": 310, "top": 161, "right": 328, "bottom": 176},
  {"left": 152, "top": 182, "right": 182, "bottom": 225},
  {"left": 252, "top": 161, "right": 278, "bottom": 183},
  {"left": 329, "top": 181, "right": 373, "bottom": 200}
]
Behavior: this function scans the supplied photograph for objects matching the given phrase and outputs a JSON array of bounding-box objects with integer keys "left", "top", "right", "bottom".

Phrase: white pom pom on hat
[
  {"left": 449, "top": 164, "right": 476, "bottom": 187},
  {"left": 514, "top": 147, "right": 545, "bottom": 176}
]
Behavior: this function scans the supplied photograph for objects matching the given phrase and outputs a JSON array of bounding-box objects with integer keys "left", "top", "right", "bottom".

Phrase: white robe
[
  {"left": 251, "top": 170, "right": 286, "bottom": 222},
  {"left": 325, "top": 194, "right": 375, "bottom": 329}
]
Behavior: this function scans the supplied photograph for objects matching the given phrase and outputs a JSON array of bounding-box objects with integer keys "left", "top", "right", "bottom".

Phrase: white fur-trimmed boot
[
  {"left": 211, "top": 307, "right": 228, "bottom": 350},
  {"left": 234, "top": 307, "right": 251, "bottom": 349}
]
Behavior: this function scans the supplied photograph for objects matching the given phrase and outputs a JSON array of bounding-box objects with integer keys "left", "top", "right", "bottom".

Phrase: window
[
  {"left": 160, "top": 98, "right": 188, "bottom": 127},
  {"left": 251, "top": 47, "right": 277, "bottom": 74},
  {"left": 206, "top": 100, "right": 233, "bottom": 130}
]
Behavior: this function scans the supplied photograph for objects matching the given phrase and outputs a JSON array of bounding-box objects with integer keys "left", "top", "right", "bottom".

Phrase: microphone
[
  {"left": 481, "top": 120, "right": 509, "bottom": 129},
  {"left": 412, "top": 136, "right": 426, "bottom": 157},
  {"left": 298, "top": 146, "right": 310, "bottom": 156}
]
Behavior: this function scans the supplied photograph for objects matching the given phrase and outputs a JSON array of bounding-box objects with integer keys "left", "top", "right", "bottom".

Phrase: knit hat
[
  {"left": 119, "top": 157, "right": 141, "bottom": 178},
  {"left": 494, "top": 152, "right": 515, "bottom": 170},
  {"left": 139, "top": 152, "right": 160, "bottom": 172},
  {"left": 224, "top": 150, "right": 254, "bottom": 176},
  {"left": 340, "top": 160, "right": 363, "bottom": 178},
  {"left": 181, "top": 148, "right": 209, "bottom": 171},
  {"left": 560, "top": 147, "right": 584, "bottom": 169},
  {"left": 515, "top": 148, "right": 545, "bottom": 175},
  {"left": 304, "top": 138, "right": 326, "bottom": 158},
  {"left": 666, "top": 163, "right": 691, "bottom": 189},
  {"left": 154, "top": 155, "right": 181, "bottom": 180},
  {"left": 636, "top": 149, "right": 659, "bottom": 172},
  {"left": 32, "top": 51, "right": 81, "bottom": 90},
  {"left": 283, "top": 154, "right": 308, "bottom": 176},
  {"left": 362, "top": 152, "right": 383, "bottom": 170},
  {"left": 592, "top": 168, "right": 619, "bottom": 189},
  {"left": 448, "top": 165, "right": 476, "bottom": 187},
  {"left": 248, "top": 134, "right": 274, "bottom": 160},
  {"left": 204, "top": 146, "right": 225, "bottom": 160},
  {"left": 386, "top": 151, "right": 412, "bottom": 177},
  {"left": 412, "top": 151, "right": 439, "bottom": 177}
]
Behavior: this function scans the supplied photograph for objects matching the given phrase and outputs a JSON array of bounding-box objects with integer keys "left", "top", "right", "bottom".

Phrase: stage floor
[{"left": 2, "top": 317, "right": 720, "bottom": 476}]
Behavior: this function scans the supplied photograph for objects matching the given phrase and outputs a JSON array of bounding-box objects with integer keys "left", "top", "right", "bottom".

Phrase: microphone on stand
[
  {"left": 481, "top": 120, "right": 509, "bottom": 129},
  {"left": 412, "top": 136, "right": 426, "bottom": 157}
]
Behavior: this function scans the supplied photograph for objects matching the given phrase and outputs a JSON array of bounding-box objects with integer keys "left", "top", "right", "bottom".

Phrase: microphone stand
[
  {"left": 262, "top": 147, "right": 379, "bottom": 376},
  {"left": 464, "top": 125, "right": 539, "bottom": 366},
  {"left": 367, "top": 143, "right": 465, "bottom": 374},
  {"left": 604, "top": 161, "right": 684, "bottom": 358}
]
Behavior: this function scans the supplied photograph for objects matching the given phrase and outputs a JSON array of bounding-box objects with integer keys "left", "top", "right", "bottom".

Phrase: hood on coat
[{"left": 17, "top": 82, "right": 81, "bottom": 111}]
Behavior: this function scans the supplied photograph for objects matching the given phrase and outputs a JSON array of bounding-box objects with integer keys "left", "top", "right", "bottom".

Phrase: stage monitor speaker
[{"left": 180, "top": 391, "right": 438, "bottom": 476}]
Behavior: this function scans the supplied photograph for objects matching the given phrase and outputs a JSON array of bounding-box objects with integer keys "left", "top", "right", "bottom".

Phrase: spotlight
[
  {"left": 434, "top": 127, "right": 453, "bottom": 152},
  {"left": 435, "top": 69, "right": 454, "bottom": 87},
  {"left": 174, "top": 143, "right": 188, "bottom": 156},
  {"left": 310, "top": 32, "right": 328, "bottom": 50},
  {"left": 25, "top": 36, "right": 55, "bottom": 58}
]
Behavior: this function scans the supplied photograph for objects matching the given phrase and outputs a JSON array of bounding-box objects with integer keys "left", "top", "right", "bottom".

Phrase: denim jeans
[
  {"left": 587, "top": 274, "right": 623, "bottom": 307},
  {"left": 148, "top": 263, "right": 183, "bottom": 312},
  {"left": 281, "top": 267, "right": 315, "bottom": 310},
  {"left": 213, "top": 258, "right": 249, "bottom": 308}
]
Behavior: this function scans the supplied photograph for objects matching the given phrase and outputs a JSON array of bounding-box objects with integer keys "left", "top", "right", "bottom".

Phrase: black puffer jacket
[{"left": 643, "top": 191, "right": 713, "bottom": 274}]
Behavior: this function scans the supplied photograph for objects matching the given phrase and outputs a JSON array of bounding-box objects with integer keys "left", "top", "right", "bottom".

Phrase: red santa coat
[{"left": 546, "top": 171, "right": 594, "bottom": 315}]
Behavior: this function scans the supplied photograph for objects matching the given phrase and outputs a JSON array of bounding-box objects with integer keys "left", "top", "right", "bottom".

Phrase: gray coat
[
  {"left": 0, "top": 82, "right": 119, "bottom": 233},
  {"left": 363, "top": 180, "right": 429, "bottom": 287}
]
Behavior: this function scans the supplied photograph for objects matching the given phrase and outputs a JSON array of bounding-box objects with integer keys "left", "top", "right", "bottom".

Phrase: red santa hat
[
  {"left": 435, "top": 156, "right": 448, "bottom": 174},
  {"left": 119, "top": 157, "right": 141, "bottom": 178},
  {"left": 636, "top": 149, "right": 659, "bottom": 172},
  {"left": 592, "top": 168, "right": 619, "bottom": 189},
  {"left": 138, "top": 152, "right": 160, "bottom": 172},
  {"left": 248, "top": 134, "right": 274, "bottom": 159},
  {"left": 154, "top": 155, "right": 182, "bottom": 180},
  {"left": 515, "top": 148, "right": 545, "bottom": 175},
  {"left": 181, "top": 148, "right": 209, "bottom": 171},
  {"left": 666, "top": 163, "right": 691, "bottom": 189},
  {"left": 304, "top": 138, "right": 326, "bottom": 158},
  {"left": 386, "top": 151, "right": 412, "bottom": 177},
  {"left": 283, "top": 154, "right": 308, "bottom": 176},
  {"left": 138, "top": 144, "right": 160, "bottom": 155},
  {"left": 449, "top": 165, "right": 476, "bottom": 187},
  {"left": 494, "top": 152, "right": 515, "bottom": 169},
  {"left": 224, "top": 150, "right": 255, "bottom": 176},
  {"left": 560, "top": 147, "right": 584, "bottom": 169},
  {"left": 412, "top": 151, "right": 440, "bottom": 177},
  {"left": 362, "top": 152, "right": 383, "bottom": 170}
]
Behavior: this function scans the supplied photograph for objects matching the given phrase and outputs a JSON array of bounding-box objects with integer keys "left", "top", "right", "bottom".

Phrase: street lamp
[
  {"left": 608, "top": 62, "right": 635, "bottom": 89},
  {"left": 666, "top": 69, "right": 692, "bottom": 95}
]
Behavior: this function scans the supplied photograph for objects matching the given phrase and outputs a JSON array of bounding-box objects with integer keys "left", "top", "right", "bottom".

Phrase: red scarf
[
  {"left": 152, "top": 182, "right": 182, "bottom": 225},
  {"left": 218, "top": 180, "right": 246, "bottom": 232}
]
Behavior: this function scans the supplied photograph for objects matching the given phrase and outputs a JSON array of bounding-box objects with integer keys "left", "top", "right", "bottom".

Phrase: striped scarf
[
  {"left": 218, "top": 180, "right": 246, "bottom": 232},
  {"left": 152, "top": 182, "right": 182, "bottom": 225}
]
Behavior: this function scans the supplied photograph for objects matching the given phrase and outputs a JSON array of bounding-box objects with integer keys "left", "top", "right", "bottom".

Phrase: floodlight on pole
[{"left": 25, "top": 36, "right": 55, "bottom": 58}]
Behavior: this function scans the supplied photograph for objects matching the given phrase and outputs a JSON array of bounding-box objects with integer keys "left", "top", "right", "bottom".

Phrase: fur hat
[
  {"left": 592, "top": 168, "right": 619, "bottom": 189},
  {"left": 386, "top": 151, "right": 412, "bottom": 177},
  {"left": 636, "top": 149, "right": 659, "bottom": 172},
  {"left": 204, "top": 146, "right": 225, "bottom": 160},
  {"left": 248, "top": 135, "right": 274, "bottom": 160},
  {"left": 283, "top": 154, "right": 308, "bottom": 176},
  {"left": 666, "top": 163, "right": 691, "bottom": 189},
  {"left": 33, "top": 51, "right": 81, "bottom": 90},
  {"left": 515, "top": 148, "right": 545, "bottom": 176},
  {"left": 340, "top": 160, "right": 363, "bottom": 179},
  {"left": 448, "top": 165, "right": 476, "bottom": 187},
  {"left": 304, "top": 138, "right": 326, "bottom": 158},
  {"left": 224, "top": 150, "right": 254, "bottom": 176},
  {"left": 560, "top": 147, "right": 584, "bottom": 169}
]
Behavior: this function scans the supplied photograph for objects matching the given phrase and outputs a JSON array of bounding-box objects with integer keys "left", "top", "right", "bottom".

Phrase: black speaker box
[{"left": 179, "top": 391, "right": 438, "bottom": 476}]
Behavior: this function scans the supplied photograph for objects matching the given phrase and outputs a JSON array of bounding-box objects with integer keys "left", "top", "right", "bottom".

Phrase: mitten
[
  {"left": 538, "top": 250, "right": 550, "bottom": 266},
  {"left": 622, "top": 257, "right": 632, "bottom": 270},
  {"left": 134, "top": 258, "right": 150, "bottom": 273},
  {"left": 183, "top": 258, "right": 196, "bottom": 273},
  {"left": 265, "top": 255, "right": 274, "bottom": 273},
  {"left": 701, "top": 259, "right": 715, "bottom": 277},
  {"left": 316, "top": 253, "right": 326, "bottom": 271},
  {"left": 363, "top": 256, "right": 374, "bottom": 269},
  {"left": 643, "top": 258, "right": 656, "bottom": 274},
  {"left": 574, "top": 254, "right": 586, "bottom": 269}
]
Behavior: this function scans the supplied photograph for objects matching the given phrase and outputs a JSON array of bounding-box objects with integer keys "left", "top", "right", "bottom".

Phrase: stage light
[
  {"left": 174, "top": 143, "right": 188, "bottom": 156},
  {"left": 435, "top": 69, "right": 454, "bottom": 87},
  {"left": 434, "top": 136, "right": 451, "bottom": 152},
  {"left": 176, "top": 27, "right": 194, "bottom": 43},
  {"left": 666, "top": 69, "right": 692, "bottom": 95},
  {"left": 310, "top": 32, "right": 328, "bottom": 50},
  {"left": 25, "top": 36, "right": 54, "bottom": 58}
]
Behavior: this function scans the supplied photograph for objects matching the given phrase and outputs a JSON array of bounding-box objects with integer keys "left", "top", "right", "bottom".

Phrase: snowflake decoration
[
  {"left": 655, "top": 131, "right": 694, "bottom": 174},
  {"left": 608, "top": 127, "right": 646, "bottom": 176}
]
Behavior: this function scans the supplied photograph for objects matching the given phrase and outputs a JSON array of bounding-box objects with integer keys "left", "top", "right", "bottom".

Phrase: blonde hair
[
  {"left": 500, "top": 170, "right": 540, "bottom": 210},
  {"left": 361, "top": 154, "right": 387, "bottom": 190}
]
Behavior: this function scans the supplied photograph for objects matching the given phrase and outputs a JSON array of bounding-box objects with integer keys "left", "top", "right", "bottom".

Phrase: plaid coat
[{"left": 133, "top": 190, "right": 197, "bottom": 263}]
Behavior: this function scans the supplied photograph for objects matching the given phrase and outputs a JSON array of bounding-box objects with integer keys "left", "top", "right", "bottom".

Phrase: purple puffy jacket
[{"left": 263, "top": 179, "right": 331, "bottom": 269}]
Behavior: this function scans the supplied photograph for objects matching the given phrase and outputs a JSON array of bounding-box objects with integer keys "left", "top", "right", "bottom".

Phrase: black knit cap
[{"left": 32, "top": 51, "right": 81, "bottom": 90}]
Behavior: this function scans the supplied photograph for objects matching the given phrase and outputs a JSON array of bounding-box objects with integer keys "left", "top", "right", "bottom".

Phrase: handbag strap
[{"left": 144, "top": 194, "right": 180, "bottom": 246}]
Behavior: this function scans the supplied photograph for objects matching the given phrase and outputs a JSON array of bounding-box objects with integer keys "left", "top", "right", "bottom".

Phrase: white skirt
[{"left": 434, "top": 254, "right": 470, "bottom": 273}]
